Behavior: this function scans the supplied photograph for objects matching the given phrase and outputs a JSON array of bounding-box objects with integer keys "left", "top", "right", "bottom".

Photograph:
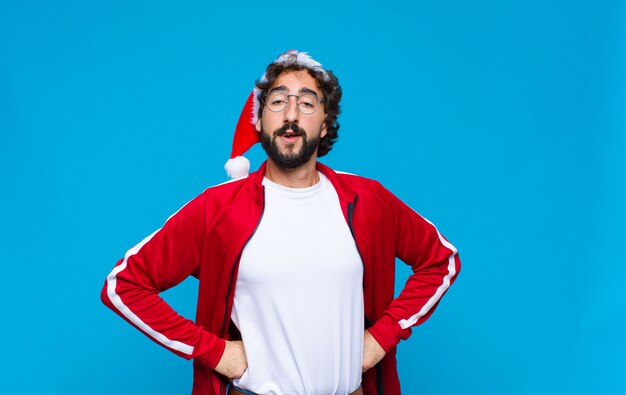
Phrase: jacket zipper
[
  {"left": 347, "top": 195, "right": 366, "bottom": 280},
  {"left": 376, "top": 363, "right": 384, "bottom": 395},
  {"left": 348, "top": 195, "right": 384, "bottom": 395},
  {"left": 219, "top": 188, "right": 266, "bottom": 395},
  {"left": 348, "top": 196, "right": 384, "bottom": 395}
]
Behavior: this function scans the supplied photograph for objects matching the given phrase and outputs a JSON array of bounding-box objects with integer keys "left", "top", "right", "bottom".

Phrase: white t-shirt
[{"left": 231, "top": 173, "right": 364, "bottom": 395}]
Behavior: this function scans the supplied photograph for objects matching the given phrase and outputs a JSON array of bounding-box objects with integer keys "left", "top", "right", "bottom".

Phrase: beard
[{"left": 259, "top": 123, "right": 321, "bottom": 169}]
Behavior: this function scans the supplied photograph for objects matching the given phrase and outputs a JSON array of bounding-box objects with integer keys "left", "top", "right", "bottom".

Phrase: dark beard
[{"left": 259, "top": 123, "right": 321, "bottom": 169}]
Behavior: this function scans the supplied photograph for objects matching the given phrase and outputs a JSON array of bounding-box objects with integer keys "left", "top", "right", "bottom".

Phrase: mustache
[{"left": 274, "top": 123, "right": 306, "bottom": 137}]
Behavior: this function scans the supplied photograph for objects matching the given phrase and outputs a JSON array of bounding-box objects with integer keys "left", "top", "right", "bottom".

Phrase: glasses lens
[
  {"left": 297, "top": 94, "right": 320, "bottom": 114},
  {"left": 265, "top": 92, "right": 321, "bottom": 114},
  {"left": 266, "top": 91, "right": 288, "bottom": 112}
]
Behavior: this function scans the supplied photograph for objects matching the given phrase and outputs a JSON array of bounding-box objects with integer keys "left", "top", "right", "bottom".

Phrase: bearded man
[{"left": 102, "top": 50, "right": 461, "bottom": 395}]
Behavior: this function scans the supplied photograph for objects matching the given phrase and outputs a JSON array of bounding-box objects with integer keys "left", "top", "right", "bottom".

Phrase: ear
[
  {"left": 321, "top": 122, "right": 328, "bottom": 139},
  {"left": 255, "top": 118, "right": 262, "bottom": 132}
]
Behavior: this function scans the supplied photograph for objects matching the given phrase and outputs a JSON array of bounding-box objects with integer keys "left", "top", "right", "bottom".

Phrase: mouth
[
  {"left": 281, "top": 132, "right": 301, "bottom": 141},
  {"left": 276, "top": 125, "right": 304, "bottom": 143}
]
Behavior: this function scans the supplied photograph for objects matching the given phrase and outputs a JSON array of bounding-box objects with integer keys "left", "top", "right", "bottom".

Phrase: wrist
[
  {"left": 368, "top": 314, "right": 408, "bottom": 352},
  {"left": 194, "top": 334, "right": 226, "bottom": 370}
]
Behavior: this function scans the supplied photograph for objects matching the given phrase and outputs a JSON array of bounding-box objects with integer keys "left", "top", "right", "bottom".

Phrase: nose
[{"left": 284, "top": 95, "right": 299, "bottom": 123}]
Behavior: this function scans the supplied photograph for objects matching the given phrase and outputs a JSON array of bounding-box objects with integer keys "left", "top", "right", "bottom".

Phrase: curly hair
[{"left": 255, "top": 63, "right": 342, "bottom": 157}]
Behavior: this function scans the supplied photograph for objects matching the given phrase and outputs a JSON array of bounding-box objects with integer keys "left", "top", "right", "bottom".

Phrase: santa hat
[{"left": 224, "top": 50, "right": 330, "bottom": 179}]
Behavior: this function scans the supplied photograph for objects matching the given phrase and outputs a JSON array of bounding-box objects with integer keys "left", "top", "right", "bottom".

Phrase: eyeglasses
[{"left": 264, "top": 90, "right": 324, "bottom": 115}]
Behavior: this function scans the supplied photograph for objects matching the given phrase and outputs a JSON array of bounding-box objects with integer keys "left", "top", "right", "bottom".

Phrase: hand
[
  {"left": 362, "top": 329, "right": 386, "bottom": 372},
  {"left": 214, "top": 340, "right": 248, "bottom": 379}
]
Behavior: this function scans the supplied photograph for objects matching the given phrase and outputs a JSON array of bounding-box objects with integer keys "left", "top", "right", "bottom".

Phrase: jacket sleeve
[
  {"left": 100, "top": 192, "right": 225, "bottom": 369},
  {"left": 367, "top": 186, "right": 461, "bottom": 352}
]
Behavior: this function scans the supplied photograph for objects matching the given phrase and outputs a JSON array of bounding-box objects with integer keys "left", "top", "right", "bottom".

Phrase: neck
[{"left": 264, "top": 158, "right": 320, "bottom": 188}]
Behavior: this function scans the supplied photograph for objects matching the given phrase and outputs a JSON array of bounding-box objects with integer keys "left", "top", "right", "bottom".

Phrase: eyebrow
[
  {"left": 269, "top": 85, "right": 320, "bottom": 98},
  {"left": 299, "top": 87, "right": 320, "bottom": 97}
]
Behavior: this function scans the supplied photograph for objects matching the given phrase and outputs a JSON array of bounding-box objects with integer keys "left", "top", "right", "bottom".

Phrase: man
[{"left": 101, "top": 50, "right": 461, "bottom": 395}]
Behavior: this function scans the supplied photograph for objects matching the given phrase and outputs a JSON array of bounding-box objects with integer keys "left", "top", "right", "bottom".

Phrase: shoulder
[
  {"left": 335, "top": 170, "right": 380, "bottom": 187},
  {"left": 193, "top": 173, "right": 256, "bottom": 209},
  {"left": 328, "top": 168, "right": 396, "bottom": 209},
  {"left": 324, "top": 165, "right": 415, "bottom": 214},
  {"left": 334, "top": 170, "right": 389, "bottom": 195},
  {"left": 203, "top": 174, "right": 250, "bottom": 194}
]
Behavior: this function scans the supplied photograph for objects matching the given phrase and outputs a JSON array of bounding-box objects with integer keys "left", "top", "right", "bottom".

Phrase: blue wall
[{"left": 1, "top": 1, "right": 624, "bottom": 394}]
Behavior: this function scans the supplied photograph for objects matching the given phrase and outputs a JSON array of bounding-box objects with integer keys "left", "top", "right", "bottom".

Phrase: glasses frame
[{"left": 263, "top": 91, "right": 325, "bottom": 115}]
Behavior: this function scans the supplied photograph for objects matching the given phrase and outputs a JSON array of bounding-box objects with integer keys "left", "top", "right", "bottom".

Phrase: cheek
[
  {"left": 315, "top": 115, "right": 327, "bottom": 137},
  {"left": 259, "top": 112, "right": 282, "bottom": 132}
]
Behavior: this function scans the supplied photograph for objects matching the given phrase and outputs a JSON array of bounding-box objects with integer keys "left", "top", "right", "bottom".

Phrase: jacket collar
[
  {"left": 246, "top": 161, "right": 357, "bottom": 206},
  {"left": 315, "top": 162, "right": 358, "bottom": 204}
]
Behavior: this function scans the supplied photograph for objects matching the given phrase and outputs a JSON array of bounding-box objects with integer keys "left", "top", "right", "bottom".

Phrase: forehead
[{"left": 271, "top": 70, "right": 322, "bottom": 95}]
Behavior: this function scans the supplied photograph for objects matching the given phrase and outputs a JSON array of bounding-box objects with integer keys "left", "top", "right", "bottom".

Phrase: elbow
[
  {"left": 100, "top": 278, "right": 114, "bottom": 310},
  {"left": 451, "top": 252, "right": 461, "bottom": 282}
]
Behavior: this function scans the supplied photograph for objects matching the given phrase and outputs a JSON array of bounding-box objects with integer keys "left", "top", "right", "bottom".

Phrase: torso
[{"left": 231, "top": 172, "right": 364, "bottom": 395}]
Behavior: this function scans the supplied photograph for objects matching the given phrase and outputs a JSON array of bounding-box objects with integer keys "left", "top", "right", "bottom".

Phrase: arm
[
  {"left": 215, "top": 340, "right": 248, "bottom": 378},
  {"left": 362, "top": 329, "right": 386, "bottom": 372},
  {"left": 367, "top": 187, "right": 461, "bottom": 352},
  {"left": 100, "top": 193, "right": 225, "bottom": 370}
]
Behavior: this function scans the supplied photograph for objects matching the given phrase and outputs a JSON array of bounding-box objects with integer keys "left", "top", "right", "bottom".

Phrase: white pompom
[{"left": 224, "top": 156, "right": 251, "bottom": 179}]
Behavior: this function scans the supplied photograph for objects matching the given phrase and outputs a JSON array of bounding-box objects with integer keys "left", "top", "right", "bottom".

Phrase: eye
[
  {"left": 266, "top": 92, "right": 289, "bottom": 109},
  {"left": 298, "top": 94, "right": 318, "bottom": 109}
]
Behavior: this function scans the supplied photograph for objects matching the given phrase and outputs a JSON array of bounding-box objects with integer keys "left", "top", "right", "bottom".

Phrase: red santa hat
[{"left": 224, "top": 50, "right": 330, "bottom": 179}]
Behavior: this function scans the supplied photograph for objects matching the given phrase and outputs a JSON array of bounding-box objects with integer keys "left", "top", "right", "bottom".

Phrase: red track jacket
[{"left": 101, "top": 161, "right": 461, "bottom": 395}]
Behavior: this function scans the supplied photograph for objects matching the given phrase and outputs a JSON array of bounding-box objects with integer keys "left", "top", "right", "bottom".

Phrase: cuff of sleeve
[
  {"left": 368, "top": 314, "right": 410, "bottom": 352},
  {"left": 193, "top": 330, "right": 226, "bottom": 370}
]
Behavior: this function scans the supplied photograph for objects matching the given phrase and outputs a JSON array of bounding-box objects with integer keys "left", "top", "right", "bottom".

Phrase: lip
[{"left": 280, "top": 134, "right": 302, "bottom": 142}]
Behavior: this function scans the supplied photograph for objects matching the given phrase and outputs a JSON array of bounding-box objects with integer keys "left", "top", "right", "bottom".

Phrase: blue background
[{"left": 1, "top": 1, "right": 624, "bottom": 394}]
